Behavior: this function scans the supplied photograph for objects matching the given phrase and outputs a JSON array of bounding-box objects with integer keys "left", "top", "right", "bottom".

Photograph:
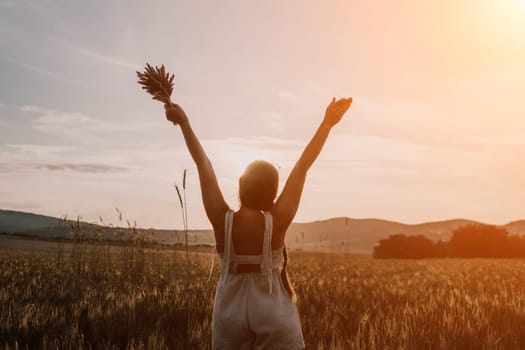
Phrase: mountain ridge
[{"left": 2, "top": 209, "right": 524, "bottom": 253}]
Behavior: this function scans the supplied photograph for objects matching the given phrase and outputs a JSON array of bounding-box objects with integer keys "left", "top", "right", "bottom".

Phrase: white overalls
[{"left": 212, "top": 210, "right": 305, "bottom": 350}]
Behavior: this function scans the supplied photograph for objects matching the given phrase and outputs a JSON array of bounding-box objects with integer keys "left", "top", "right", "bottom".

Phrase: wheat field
[{"left": 1, "top": 239, "right": 525, "bottom": 349}]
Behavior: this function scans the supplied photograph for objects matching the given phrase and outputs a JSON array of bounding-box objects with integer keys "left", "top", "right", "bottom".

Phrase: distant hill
[
  {"left": 285, "top": 217, "right": 525, "bottom": 253},
  {"left": 504, "top": 220, "right": 525, "bottom": 235},
  {"left": 285, "top": 217, "right": 482, "bottom": 253},
  {"left": 1, "top": 209, "right": 524, "bottom": 253},
  {"left": 0, "top": 209, "right": 214, "bottom": 245},
  {"left": 0, "top": 210, "right": 63, "bottom": 234}
]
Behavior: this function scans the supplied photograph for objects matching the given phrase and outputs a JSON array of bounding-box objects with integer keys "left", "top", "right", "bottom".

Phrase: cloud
[
  {"left": 0, "top": 146, "right": 129, "bottom": 177},
  {"left": 0, "top": 143, "right": 129, "bottom": 174},
  {"left": 19, "top": 105, "right": 103, "bottom": 143},
  {"left": 21, "top": 105, "right": 92, "bottom": 124},
  {"left": 72, "top": 45, "right": 141, "bottom": 70},
  {"left": 2, "top": 143, "right": 77, "bottom": 160},
  {"left": 19, "top": 105, "right": 159, "bottom": 132},
  {"left": 35, "top": 163, "right": 128, "bottom": 173},
  {"left": 49, "top": 35, "right": 141, "bottom": 71},
  {"left": 256, "top": 110, "right": 286, "bottom": 132},
  {"left": 0, "top": 143, "right": 71, "bottom": 172},
  {"left": 0, "top": 56, "right": 89, "bottom": 88},
  {"left": 6, "top": 104, "right": 186, "bottom": 184},
  {"left": 345, "top": 95, "right": 525, "bottom": 154},
  {"left": 306, "top": 80, "right": 330, "bottom": 97},
  {"left": 471, "top": 134, "right": 525, "bottom": 146},
  {"left": 277, "top": 90, "right": 301, "bottom": 104},
  {"left": 18, "top": 104, "right": 162, "bottom": 145},
  {"left": 220, "top": 136, "right": 303, "bottom": 148}
]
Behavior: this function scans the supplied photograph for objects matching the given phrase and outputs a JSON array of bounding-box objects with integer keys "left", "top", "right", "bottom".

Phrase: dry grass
[{"left": 1, "top": 242, "right": 525, "bottom": 349}]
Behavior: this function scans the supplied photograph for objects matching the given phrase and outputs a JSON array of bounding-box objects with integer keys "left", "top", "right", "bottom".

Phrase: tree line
[{"left": 373, "top": 224, "right": 525, "bottom": 258}]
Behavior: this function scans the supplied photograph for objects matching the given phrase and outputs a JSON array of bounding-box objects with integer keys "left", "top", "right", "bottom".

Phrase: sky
[{"left": 1, "top": 0, "right": 524, "bottom": 229}]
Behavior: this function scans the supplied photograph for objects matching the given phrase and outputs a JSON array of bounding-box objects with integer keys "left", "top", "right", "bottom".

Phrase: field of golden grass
[{"left": 1, "top": 238, "right": 525, "bottom": 349}]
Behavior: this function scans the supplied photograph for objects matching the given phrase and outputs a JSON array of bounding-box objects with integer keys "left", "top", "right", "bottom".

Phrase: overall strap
[
  {"left": 261, "top": 211, "right": 273, "bottom": 295},
  {"left": 222, "top": 210, "right": 234, "bottom": 279}
]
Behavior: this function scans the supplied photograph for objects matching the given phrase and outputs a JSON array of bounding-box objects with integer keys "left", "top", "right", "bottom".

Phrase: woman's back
[
  {"left": 212, "top": 210, "right": 304, "bottom": 350},
  {"left": 218, "top": 208, "right": 284, "bottom": 255}
]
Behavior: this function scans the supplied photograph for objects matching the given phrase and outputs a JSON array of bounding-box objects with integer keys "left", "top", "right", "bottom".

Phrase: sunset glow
[{"left": 0, "top": 0, "right": 524, "bottom": 229}]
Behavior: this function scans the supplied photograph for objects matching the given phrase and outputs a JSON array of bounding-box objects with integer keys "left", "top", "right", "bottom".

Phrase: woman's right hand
[
  {"left": 164, "top": 103, "right": 188, "bottom": 126},
  {"left": 322, "top": 97, "right": 353, "bottom": 128}
]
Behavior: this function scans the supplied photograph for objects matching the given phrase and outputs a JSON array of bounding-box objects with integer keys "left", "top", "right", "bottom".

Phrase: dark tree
[
  {"left": 374, "top": 234, "right": 436, "bottom": 259},
  {"left": 374, "top": 224, "right": 525, "bottom": 259},
  {"left": 449, "top": 224, "right": 511, "bottom": 258}
]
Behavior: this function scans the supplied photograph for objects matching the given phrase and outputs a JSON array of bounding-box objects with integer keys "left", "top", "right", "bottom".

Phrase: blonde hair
[{"left": 281, "top": 245, "right": 296, "bottom": 302}]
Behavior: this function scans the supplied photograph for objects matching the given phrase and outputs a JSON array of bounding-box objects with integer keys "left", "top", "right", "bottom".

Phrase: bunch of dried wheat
[{"left": 136, "top": 63, "right": 174, "bottom": 105}]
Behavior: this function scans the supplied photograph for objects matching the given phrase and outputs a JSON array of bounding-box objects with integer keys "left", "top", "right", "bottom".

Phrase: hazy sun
[
  {"left": 482, "top": 0, "right": 525, "bottom": 33},
  {"left": 508, "top": 0, "right": 525, "bottom": 14}
]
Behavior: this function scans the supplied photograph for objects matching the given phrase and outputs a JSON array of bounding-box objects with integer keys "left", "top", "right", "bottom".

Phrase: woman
[{"left": 165, "top": 96, "right": 352, "bottom": 349}]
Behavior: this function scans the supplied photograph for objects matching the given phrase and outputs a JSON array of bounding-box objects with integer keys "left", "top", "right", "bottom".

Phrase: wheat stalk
[
  {"left": 175, "top": 170, "right": 189, "bottom": 271},
  {"left": 136, "top": 63, "right": 174, "bottom": 105}
]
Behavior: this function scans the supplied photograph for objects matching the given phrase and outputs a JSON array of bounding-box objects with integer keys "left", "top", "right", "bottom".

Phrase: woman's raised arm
[
  {"left": 165, "top": 104, "right": 229, "bottom": 229},
  {"left": 272, "top": 97, "right": 352, "bottom": 238}
]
